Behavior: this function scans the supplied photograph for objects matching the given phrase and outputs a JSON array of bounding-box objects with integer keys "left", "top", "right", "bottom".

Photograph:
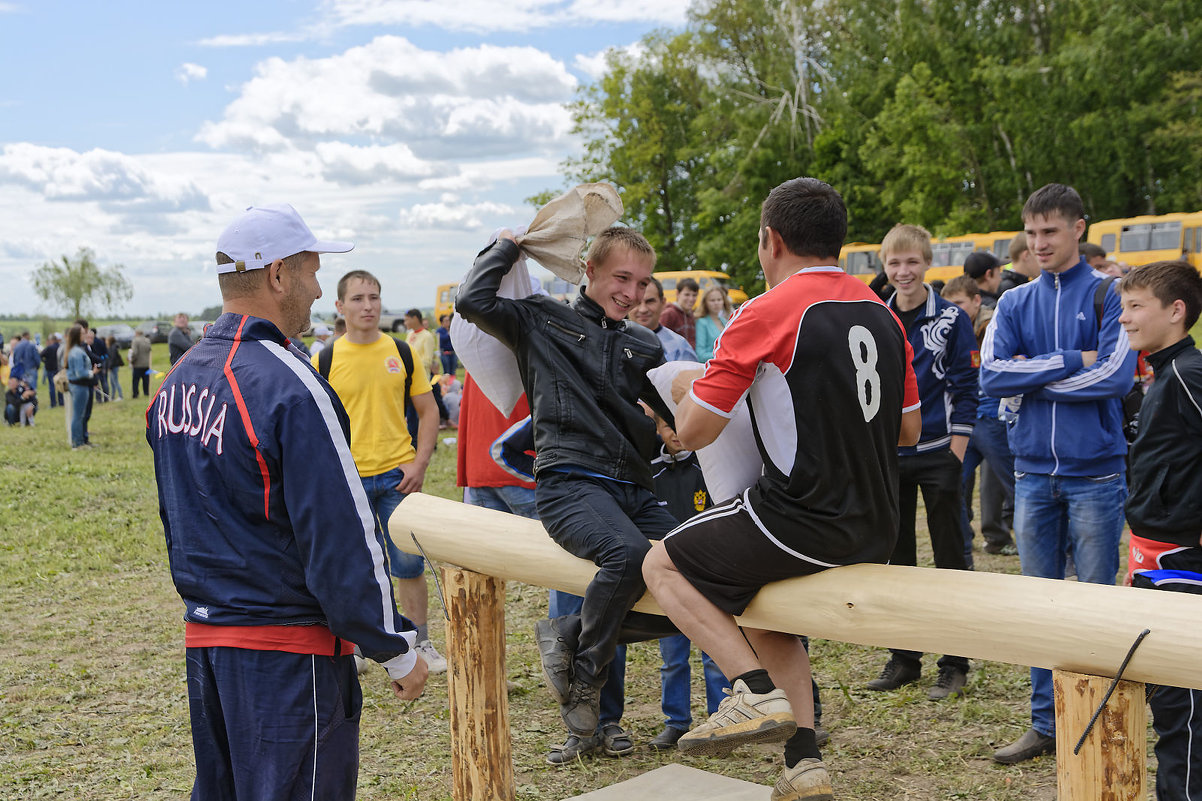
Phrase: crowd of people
[{"left": 120, "top": 179, "right": 1200, "bottom": 801}]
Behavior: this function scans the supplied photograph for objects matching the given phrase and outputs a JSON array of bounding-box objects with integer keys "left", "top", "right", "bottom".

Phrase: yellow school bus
[
  {"left": 654, "top": 270, "right": 749, "bottom": 307},
  {"left": 838, "top": 242, "right": 883, "bottom": 284},
  {"left": 434, "top": 283, "right": 458, "bottom": 322},
  {"left": 1087, "top": 212, "right": 1202, "bottom": 269}
]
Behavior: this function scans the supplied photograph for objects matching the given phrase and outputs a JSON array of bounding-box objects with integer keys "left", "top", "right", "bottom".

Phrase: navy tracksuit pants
[{"left": 187, "top": 647, "right": 361, "bottom": 801}]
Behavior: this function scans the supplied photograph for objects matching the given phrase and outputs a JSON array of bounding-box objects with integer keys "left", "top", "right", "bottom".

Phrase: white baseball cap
[{"left": 216, "top": 204, "right": 353, "bottom": 274}]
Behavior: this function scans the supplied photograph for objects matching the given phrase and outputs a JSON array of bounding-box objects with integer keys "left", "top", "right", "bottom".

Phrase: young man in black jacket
[
  {"left": 457, "top": 226, "right": 680, "bottom": 759},
  {"left": 1118, "top": 259, "right": 1202, "bottom": 801}
]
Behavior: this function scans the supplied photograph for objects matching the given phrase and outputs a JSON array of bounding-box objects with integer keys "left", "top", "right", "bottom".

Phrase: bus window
[
  {"left": 947, "top": 242, "right": 974, "bottom": 267},
  {"left": 1101, "top": 233, "right": 1116, "bottom": 253},
  {"left": 992, "top": 239, "right": 1012, "bottom": 260},
  {"left": 931, "top": 243, "right": 950, "bottom": 267},
  {"left": 660, "top": 278, "right": 676, "bottom": 292},
  {"left": 1151, "top": 221, "right": 1182, "bottom": 251},
  {"left": 1121, "top": 224, "right": 1152, "bottom": 252}
]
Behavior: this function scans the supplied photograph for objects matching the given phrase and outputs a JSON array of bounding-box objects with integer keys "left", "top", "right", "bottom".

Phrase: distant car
[
  {"left": 96, "top": 323, "right": 136, "bottom": 350},
  {"left": 378, "top": 309, "right": 408, "bottom": 333},
  {"left": 188, "top": 321, "right": 212, "bottom": 343},
  {"left": 137, "top": 320, "right": 172, "bottom": 344}
]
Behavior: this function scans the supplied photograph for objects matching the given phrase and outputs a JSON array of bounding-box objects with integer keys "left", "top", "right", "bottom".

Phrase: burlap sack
[{"left": 515, "top": 183, "right": 624, "bottom": 283}]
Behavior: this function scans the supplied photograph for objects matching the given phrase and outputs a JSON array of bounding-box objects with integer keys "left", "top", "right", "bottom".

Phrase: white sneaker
[
  {"left": 677, "top": 678, "right": 796, "bottom": 756},
  {"left": 415, "top": 639, "right": 447, "bottom": 674},
  {"left": 772, "top": 758, "right": 833, "bottom": 801}
]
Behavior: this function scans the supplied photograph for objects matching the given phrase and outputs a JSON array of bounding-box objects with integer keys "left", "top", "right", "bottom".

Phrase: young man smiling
[
  {"left": 1119, "top": 260, "right": 1202, "bottom": 800},
  {"left": 457, "top": 226, "right": 681, "bottom": 761},
  {"left": 981, "top": 183, "right": 1138, "bottom": 764},
  {"left": 868, "top": 224, "right": 977, "bottom": 700}
]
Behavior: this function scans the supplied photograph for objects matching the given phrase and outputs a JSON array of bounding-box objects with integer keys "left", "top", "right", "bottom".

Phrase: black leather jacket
[{"left": 457, "top": 239, "right": 673, "bottom": 490}]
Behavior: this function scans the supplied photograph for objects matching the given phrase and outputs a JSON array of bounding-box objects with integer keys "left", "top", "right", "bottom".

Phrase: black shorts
[{"left": 662, "top": 493, "right": 832, "bottom": 616}]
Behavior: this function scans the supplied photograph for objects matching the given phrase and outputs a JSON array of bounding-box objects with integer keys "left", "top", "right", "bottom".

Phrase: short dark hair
[
  {"left": 760, "top": 177, "right": 847, "bottom": 261},
  {"left": 1008, "top": 232, "right": 1029, "bottom": 261},
  {"left": 645, "top": 276, "right": 664, "bottom": 301},
  {"left": 217, "top": 252, "right": 306, "bottom": 298},
  {"left": 1120, "top": 260, "right": 1202, "bottom": 330},
  {"left": 1079, "top": 242, "right": 1107, "bottom": 260},
  {"left": 676, "top": 277, "right": 700, "bottom": 294},
  {"left": 336, "top": 269, "right": 380, "bottom": 301},
  {"left": 405, "top": 308, "right": 422, "bottom": 320},
  {"left": 1022, "top": 183, "right": 1085, "bottom": 224}
]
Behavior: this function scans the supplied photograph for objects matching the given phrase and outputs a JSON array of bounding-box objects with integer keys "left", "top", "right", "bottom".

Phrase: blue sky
[{"left": 0, "top": 0, "right": 687, "bottom": 317}]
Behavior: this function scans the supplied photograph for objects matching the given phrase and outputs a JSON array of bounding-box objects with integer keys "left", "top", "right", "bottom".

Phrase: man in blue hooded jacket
[{"left": 981, "top": 183, "right": 1137, "bottom": 764}]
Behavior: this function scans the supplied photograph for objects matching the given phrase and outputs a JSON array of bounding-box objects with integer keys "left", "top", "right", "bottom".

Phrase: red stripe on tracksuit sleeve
[{"left": 224, "top": 315, "right": 273, "bottom": 520}]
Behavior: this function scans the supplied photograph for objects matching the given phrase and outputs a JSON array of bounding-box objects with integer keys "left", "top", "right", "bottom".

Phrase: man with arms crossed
[
  {"left": 148, "top": 204, "right": 427, "bottom": 800},
  {"left": 643, "top": 178, "right": 920, "bottom": 800},
  {"left": 981, "top": 184, "right": 1137, "bottom": 763},
  {"left": 315, "top": 272, "right": 446, "bottom": 673}
]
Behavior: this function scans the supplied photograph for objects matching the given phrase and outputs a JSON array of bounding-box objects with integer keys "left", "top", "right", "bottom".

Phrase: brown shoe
[{"left": 993, "top": 727, "right": 1055, "bottom": 764}]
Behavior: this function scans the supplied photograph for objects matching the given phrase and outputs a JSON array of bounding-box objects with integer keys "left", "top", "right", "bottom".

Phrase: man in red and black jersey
[{"left": 643, "top": 178, "right": 920, "bottom": 800}]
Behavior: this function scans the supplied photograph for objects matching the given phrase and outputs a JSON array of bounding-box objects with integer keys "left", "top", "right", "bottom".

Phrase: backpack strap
[
  {"left": 318, "top": 335, "right": 415, "bottom": 411},
  {"left": 1094, "top": 275, "right": 1119, "bottom": 328}
]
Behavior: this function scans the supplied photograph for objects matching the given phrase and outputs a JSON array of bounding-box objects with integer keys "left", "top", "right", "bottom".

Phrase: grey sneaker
[
  {"left": 676, "top": 679, "right": 796, "bottom": 756},
  {"left": 415, "top": 639, "right": 447, "bottom": 674},
  {"left": 771, "top": 758, "right": 834, "bottom": 801},
  {"left": 927, "top": 665, "right": 967, "bottom": 700},
  {"left": 561, "top": 680, "right": 601, "bottom": 737},
  {"left": 865, "top": 657, "right": 920, "bottom": 691},
  {"left": 534, "top": 617, "right": 575, "bottom": 704}
]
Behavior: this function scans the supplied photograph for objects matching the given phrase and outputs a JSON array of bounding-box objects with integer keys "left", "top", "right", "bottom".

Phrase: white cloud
[
  {"left": 197, "top": 30, "right": 311, "bottom": 47},
  {"left": 315, "top": 141, "right": 443, "bottom": 184},
  {"left": 0, "top": 144, "right": 210, "bottom": 213},
  {"left": 175, "top": 62, "right": 208, "bottom": 84},
  {"left": 326, "top": 0, "right": 688, "bottom": 33},
  {"left": 197, "top": 36, "right": 577, "bottom": 161},
  {"left": 398, "top": 200, "right": 518, "bottom": 230},
  {"left": 574, "top": 41, "right": 647, "bottom": 79}
]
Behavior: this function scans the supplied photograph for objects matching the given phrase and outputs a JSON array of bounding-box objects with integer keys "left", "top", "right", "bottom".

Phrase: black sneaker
[
  {"left": 546, "top": 733, "right": 600, "bottom": 766},
  {"left": 534, "top": 617, "right": 574, "bottom": 705},
  {"left": 561, "top": 680, "right": 601, "bottom": 737},
  {"left": 865, "top": 658, "right": 921, "bottom": 691},
  {"left": 927, "top": 665, "right": 968, "bottom": 700},
  {"left": 648, "top": 726, "right": 687, "bottom": 751}
]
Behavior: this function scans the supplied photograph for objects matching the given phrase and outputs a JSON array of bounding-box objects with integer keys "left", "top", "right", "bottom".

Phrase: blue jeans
[
  {"left": 69, "top": 383, "right": 90, "bottom": 446},
  {"left": 109, "top": 366, "right": 123, "bottom": 399},
  {"left": 360, "top": 467, "right": 424, "bottom": 579},
  {"left": 440, "top": 353, "right": 457, "bottom": 376},
  {"left": 658, "top": 634, "right": 726, "bottom": 728},
  {"left": 463, "top": 485, "right": 538, "bottom": 519},
  {"left": 960, "top": 416, "right": 1016, "bottom": 558},
  {"left": 1014, "top": 472, "right": 1127, "bottom": 735}
]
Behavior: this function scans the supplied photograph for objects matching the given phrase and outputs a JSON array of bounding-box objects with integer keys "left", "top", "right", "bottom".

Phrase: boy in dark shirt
[{"left": 1118, "top": 259, "right": 1202, "bottom": 801}]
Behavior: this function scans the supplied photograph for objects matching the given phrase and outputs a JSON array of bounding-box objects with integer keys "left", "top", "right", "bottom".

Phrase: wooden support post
[
  {"left": 442, "top": 566, "right": 515, "bottom": 801},
  {"left": 1053, "top": 669, "right": 1147, "bottom": 800}
]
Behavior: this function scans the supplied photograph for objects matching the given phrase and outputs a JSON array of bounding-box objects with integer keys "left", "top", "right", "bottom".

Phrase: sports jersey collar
[
  {"left": 207, "top": 312, "right": 291, "bottom": 346},
  {"left": 887, "top": 283, "right": 939, "bottom": 319}
]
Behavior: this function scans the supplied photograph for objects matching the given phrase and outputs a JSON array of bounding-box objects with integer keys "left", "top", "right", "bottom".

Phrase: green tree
[{"left": 31, "top": 247, "right": 133, "bottom": 320}]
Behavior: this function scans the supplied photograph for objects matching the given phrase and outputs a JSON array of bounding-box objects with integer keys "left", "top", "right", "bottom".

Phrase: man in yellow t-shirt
[
  {"left": 313, "top": 271, "right": 445, "bottom": 673},
  {"left": 404, "top": 308, "right": 451, "bottom": 430}
]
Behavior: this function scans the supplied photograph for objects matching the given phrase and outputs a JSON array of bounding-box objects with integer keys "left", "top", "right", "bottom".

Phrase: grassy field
[{"left": 0, "top": 344, "right": 1155, "bottom": 799}]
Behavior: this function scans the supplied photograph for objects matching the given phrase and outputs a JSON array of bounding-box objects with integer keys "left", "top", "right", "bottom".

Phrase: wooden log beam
[{"left": 394, "top": 492, "right": 1202, "bottom": 691}]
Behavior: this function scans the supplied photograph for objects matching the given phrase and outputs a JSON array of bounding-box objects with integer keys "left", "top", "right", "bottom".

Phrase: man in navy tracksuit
[
  {"left": 981, "top": 184, "right": 1137, "bottom": 764},
  {"left": 148, "top": 205, "right": 427, "bottom": 800},
  {"left": 868, "top": 223, "right": 978, "bottom": 700}
]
